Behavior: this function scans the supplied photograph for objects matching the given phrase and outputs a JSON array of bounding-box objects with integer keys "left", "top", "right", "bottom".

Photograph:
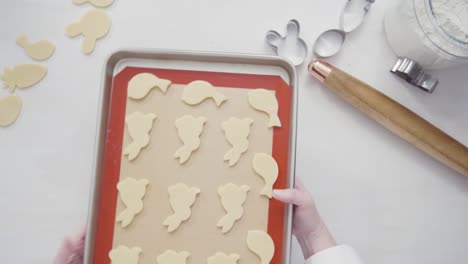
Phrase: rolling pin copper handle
[{"left": 309, "top": 60, "right": 468, "bottom": 177}]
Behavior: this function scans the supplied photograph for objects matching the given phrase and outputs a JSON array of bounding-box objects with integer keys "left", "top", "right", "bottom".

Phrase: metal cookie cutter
[
  {"left": 266, "top": 19, "right": 309, "bottom": 66},
  {"left": 391, "top": 57, "right": 439, "bottom": 93}
]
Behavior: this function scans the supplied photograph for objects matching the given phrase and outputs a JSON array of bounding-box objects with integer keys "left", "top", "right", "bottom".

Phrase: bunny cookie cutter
[{"left": 265, "top": 19, "right": 309, "bottom": 66}]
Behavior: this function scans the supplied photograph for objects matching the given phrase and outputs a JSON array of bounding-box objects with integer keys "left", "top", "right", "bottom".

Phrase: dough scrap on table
[
  {"left": 252, "top": 153, "right": 278, "bottom": 198},
  {"left": 182, "top": 80, "right": 227, "bottom": 107},
  {"left": 217, "top": 183, "right": 250, "bottom": 233},
  {"left": 247, "top": 230, "right": 275, "bottom": 264},
  {"left": 163, "top": 183, "right": 200, "bottom": 232},
  {"left": 174, "top": 115, "right": 207, "bottom": 164},
  {"left": 248, "top": 89, "right": 281, "bottom": 128},
  {"left": 116, "top": 177, "right": 149, "bottom": 228},
  {"left": 16, "top": 35, "right": 55, "bottom": 61},
  {"left": 222, "top": 117, "right": 254, "bottom": 166},
  {"left": 157, "top": 250, "right": 190, "bottom": 264},
  {"left": 0, "top": 95, "right": 22, "bottom": 127},
  {"left": 207, "top": 252, "right": 240, "bottom": 264},
  {"left": 109, "top": 245, "right": 142, "bottom": 264},
  {"left": 127, "top": 73, "right": 172, "bottom": 100},
  {"left": 73, "top": 0, "right": 114, "bottom": 8},
  {"left": 65, "top": 9, "right": 111, "bottom": 54},
  {"left": 123, "top": 112, "right": 157, "bottom": 161},
  {"left": 1, "top": 64, "right": 47, "bottom": 92}
]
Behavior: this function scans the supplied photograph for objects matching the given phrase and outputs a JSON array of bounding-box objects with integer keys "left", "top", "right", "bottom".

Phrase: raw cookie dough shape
[
  {"left": 0, "top": 95, "right": 22, "bottom": 127},
  {"left": 217, "top": 183, "right": 250, "bottom": 233},
  {"left": 182, "top": 80, "right": 227, "bottom": 107},
  {"left": 207, "top": 252, "right": 240, "bottom": 264},
  {"left": 128, "top": 73, "right": 172, "bottom": 100},
  {"left": 109, "top": 245, "right": 142, "bottom": 264},
  {"left": 16, "top": 35, "right": 55, "bottom": 61},
  {"left": 247, "top": 230, "right": 275, "bottom": 264},
  {"left": 157, "top": 250, "right": 190, "bottom": 264},
  {"left": 116, "top": 177, "right": 149, "bottom": 228},
  {"left": 222, "top": 117, "right": 254, "bottom": 166},
  {"left": 1, "top": 64, "right": 47, "bottom": 92},
  {"left": 248, "top": 89, "right": 281, "bottom": 128},
  {"left": 73, "top": 0, "right": 114, "bottom": 8},
  {"left": 163, "top": 183, "right": 200, "bottom": 232},
  {"left": 65, "top": 9, "right": 111, "bottom": 54},
  {"left": 174, "top": 115, "right": 207, "bottom": 164},
  {"left": 252, "top": 153, "right": 278, "bottom": 198},
  {"left": 123, "top": 112, "right": 157, "bottom": 161}
]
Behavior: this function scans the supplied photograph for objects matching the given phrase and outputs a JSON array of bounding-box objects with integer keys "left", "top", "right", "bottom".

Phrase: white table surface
[{"left": 1, "top": 0, "right": 468, "bottom": 263}]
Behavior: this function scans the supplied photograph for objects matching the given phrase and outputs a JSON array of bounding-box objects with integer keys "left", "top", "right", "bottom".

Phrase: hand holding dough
[
  {"left": 174, "top": 115, "right": 207, "bottom": 164},
  {"left": 163, "top": 183, "right": 200, "bottom": 232},
  {"left": 16, "top": 35, "right": 55, "bottom": 61},
  {"left": 207, "top": 252, "right": 240, "bottom": 264},
  {"left": 182, "top": 80, "right": 227, "bottom": 107},
  {"left": 73, "top": 0, "right": 114, "bottom": 7},
  {"left": 1, "top": 64, "right": 47, "bottom": 92},
  {"left": 248, "top": 89, "right": 281, "bottom": 128},
  {"left": 116, "top": 178, "right": 149, "bottom": 228},
  {"left": 247, "top": 230, "right": 275, "bottom": 264},
  {"left": 157, "top": 250, "right": 190, "bottom": 264},
  {"left": 128, "top": 73, "right": 172, "bottom": 100},
  {"left": 0, "top": 95, "right": 22, "bottom": 127},
  {"left": 109, "top": 246, "right": 142, "bottom": 264},
  {"left": 123, "top": 112, "right": 157, "bottom": 161},
  {"left": 222, "top": 117, "right": 253, "bottom": 166},
  {"left": 217, "top": 183, "right": 250, "bottom": 233},
  {"left": 65, "top": 9, "right": 111, "bottom": 54},
  {"left": 252, "top": 153, "right": 278, "bottom": 198}
]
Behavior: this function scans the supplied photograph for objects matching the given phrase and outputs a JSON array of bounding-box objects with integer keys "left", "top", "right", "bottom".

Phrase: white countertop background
[{"left": 1, "top": 0, "right": 468, "bottom": 263}]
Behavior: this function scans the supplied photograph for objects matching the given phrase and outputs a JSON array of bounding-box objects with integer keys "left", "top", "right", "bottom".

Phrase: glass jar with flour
[{"left": 384, "top": 0, "right": 468, "bottom": 69}]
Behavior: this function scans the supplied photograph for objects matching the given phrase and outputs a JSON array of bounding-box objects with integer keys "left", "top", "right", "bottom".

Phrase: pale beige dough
[
  {"left": 217, "top": 183, "right": 250, "bottom": 233},
  {"left": 16, "top": 35, "right": 55, "bottom": 61},
  {"left": 1, "top": 64, "right": 47, "bottom": 92},
  {"left": 246, "top": 230, "right": 274, "bottom": 264},
  {"left": 0, "top": 95, "right": 22, "bottom": 127},
  {"left": 222, "top": 117, "right": 253, "bottom": 166},
  {"left": 163, "top": 183, "right": 200, "bottom": 232},
  {"left": 65, "top": 9, "right": 111, "bottom": 54},
  {"left": 123, "top": 112, "right": 157, "bottom": 161},
  {"left": 252, "top": 153, "right": 278, "bottom": 198},
  {"left": 174, "top": 115, "right": 207, "bottom": 164},
  {"left": 116, "top": 177, "right": 149, "bottom": 228},
  {"left": 109, "top": 245, "right": 142, "bottom": 264},
  {"left": 73, "top": 0, "right": 114, "bottom": 8},
  {"left": 248, "top": 89, "right": 281, "bottom": 128},
  {"left": 182, "top": 80, "right": 227, "bottom": 107},
  {"left": 128, "top": 73, "right": 172, "bottom": 100},
  {"left": 157, "top": 250, "right": 190, "bottom": 264},
  {"left": 207, "top": 252, "right": 240, "bottom": 264}
]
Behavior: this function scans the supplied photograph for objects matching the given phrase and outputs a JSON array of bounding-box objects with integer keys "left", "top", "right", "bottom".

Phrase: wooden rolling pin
[{"left": 308, "top": 60, "right": 468, "bottom": 177}]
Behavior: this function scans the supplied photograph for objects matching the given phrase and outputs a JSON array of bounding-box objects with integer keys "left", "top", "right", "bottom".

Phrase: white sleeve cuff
[{"left": 305, "top": 245, "right": 363, "bottom": 264}]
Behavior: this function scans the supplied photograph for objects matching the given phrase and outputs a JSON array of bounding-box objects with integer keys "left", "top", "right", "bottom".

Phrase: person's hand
[
  {"left": 54, "top": 226, "right": 86, "bottom": 264},
  {"left": 273, "top": 179, "right": 336, "bottom": 259}
]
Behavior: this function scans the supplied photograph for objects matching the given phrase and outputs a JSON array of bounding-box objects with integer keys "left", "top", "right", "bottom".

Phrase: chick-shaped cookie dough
[
  {"left": 207, "top": 252, "right": 240, "bottom": 264},
  {"left": 65, "top": 9, "right": 111, "bottom": 54},
  {"left": 247, "top": 230, "right": 274, "bottom": 264},
  {"left": 0, "top": 95, "right": 22, "bottom": 127},
  {"left": 1, "top": 64, "right": 47, "bottom": 92},
  {"left": 157, "top": 250, "right": 190, "bottom": 264},
  {"left": 248, "top": 89, "right": 281, "bottom": 128},
  {"left": 16, "top": 35, "right": 55, "bottom": 61},
  {"left": 73, "top": 0, "right": 114, "bottom": 8},
  {"left": 109, "top": 246, "right": 142, "bottom": 264},
  {"left": 116, "top": 177, "right": 149, "bottom": 228},
  {"left": 127, "top": 73, "right": 172, "bottom": 100},
  {"left": 174, "top": 115, "right": 207, "bottom": 164},
  {"left": 163, "top": 183, "right": 200, "bottom": 232},
  {"left": 222, "top": 117, "right": 253, "bottom": 166},
  {"left": 217, "top": 183, "right": 250, "bottom": 233},
  {"left": 252, "top": 153, "right": 278, "bottom": 198},
  {"left": 123, "top": 112, "right": 157, "bottom": 161},
  {"left": 182, "top": 80, "right": 227, "bottom": 107}
]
